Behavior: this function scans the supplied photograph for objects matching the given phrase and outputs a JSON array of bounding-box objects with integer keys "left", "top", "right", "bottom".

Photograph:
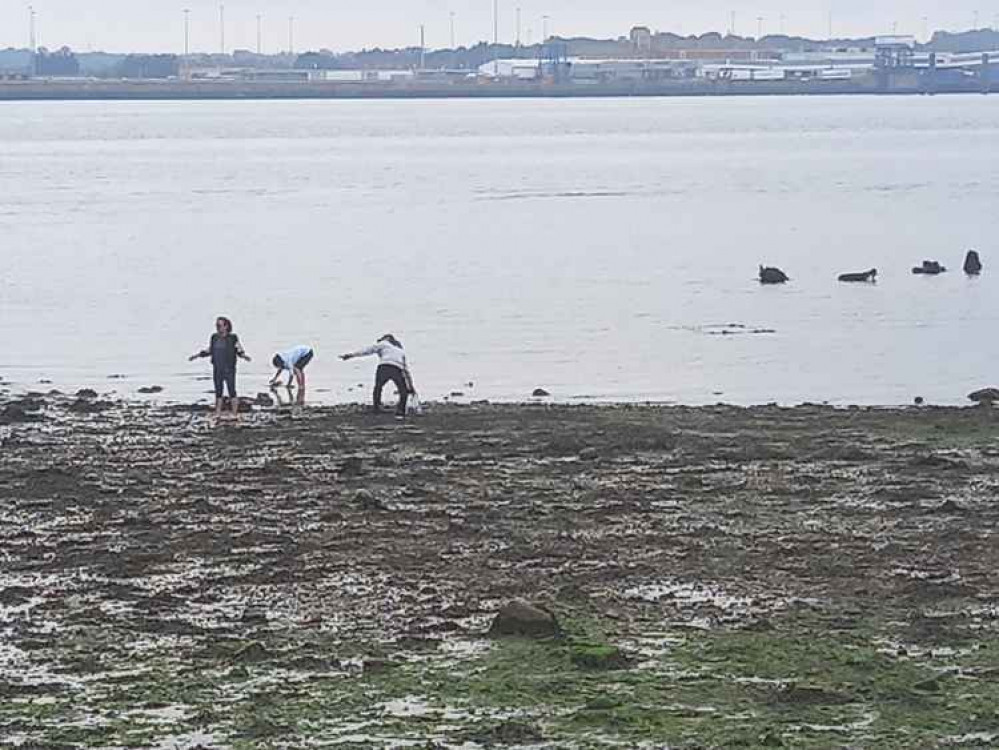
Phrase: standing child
[
  {"left": 340, "top": 334, "right": 414, "bottom": 419},
  {"left": 189, "top": 316, "right": 252, "bottom": 420}
]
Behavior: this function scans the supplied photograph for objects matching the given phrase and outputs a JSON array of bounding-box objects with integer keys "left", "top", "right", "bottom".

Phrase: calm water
[{"left": 1, "top": 95, "right": 998, "bottom": 406}]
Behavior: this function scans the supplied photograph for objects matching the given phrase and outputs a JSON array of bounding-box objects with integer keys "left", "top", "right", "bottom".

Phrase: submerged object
[
  {"left": 912, "top": 260, "right": 946, "bottom": 275},
  {"left": 758, "top": 265, "right": 789, "bottom": 284},
  {"left": 964, "top": 250, "right": 983, "bottom": 275},
  {"left": 838, "top": 268, "right": 878, "bottom": 283}
]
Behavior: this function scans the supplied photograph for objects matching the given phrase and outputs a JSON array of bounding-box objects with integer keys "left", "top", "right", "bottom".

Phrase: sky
[{"left": 1, "top": 1, "right": 996, "bottom": 54}]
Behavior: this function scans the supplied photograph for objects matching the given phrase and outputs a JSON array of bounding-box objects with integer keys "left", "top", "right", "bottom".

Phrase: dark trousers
[
  {"left": 374, "top": 364, "right": 409, "bottom": 415},
  {"left": 213, "top": 366, "right": 237, "bottom": 399}
]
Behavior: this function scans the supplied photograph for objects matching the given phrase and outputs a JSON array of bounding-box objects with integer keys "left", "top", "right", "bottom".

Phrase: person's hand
[
  {"left": 340, "top": 354, "right": 351, "bottom": 361},
  {"left": 188, "top": 355, "right": 198, "bottom": 362},
  {"left": 244, "top": 356, "right": 252, "bottom": 363}
]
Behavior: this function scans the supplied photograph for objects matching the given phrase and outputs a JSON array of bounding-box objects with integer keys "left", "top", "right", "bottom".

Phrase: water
[{"left": 1, "top": 95, "right": 998, "bottom": 406}]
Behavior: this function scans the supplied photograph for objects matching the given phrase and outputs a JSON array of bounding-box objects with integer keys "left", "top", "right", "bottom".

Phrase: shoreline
[
  {"left": 0, "top": 77, "right": 994, "bottom": 102},
  {"left": 3, "top": 394, "right": 999, "bottom": 747}
]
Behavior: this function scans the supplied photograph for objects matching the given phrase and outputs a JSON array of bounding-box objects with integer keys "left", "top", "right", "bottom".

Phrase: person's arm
[
  {"left": 235, "top": 337, "right": 251, "bottom": 362},
  {"left": 269, "top": 368, "right": 283, "bottom": 387},
  {"left": 189, "top": 337, "right": 212, "bottom": 362},
  {"left": 340, "top": 344, "right": 380, "bottom": 361}
]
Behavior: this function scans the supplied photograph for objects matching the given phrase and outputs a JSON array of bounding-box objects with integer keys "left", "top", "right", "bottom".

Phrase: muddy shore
[{"left": 2, "top": 393, "right": 999, "bottom": 749}]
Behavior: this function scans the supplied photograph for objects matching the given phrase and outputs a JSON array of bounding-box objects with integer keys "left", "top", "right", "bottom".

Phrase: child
[
  {"left": 189, "top": 316, "right": 251, "bottom": 420},
  {"left": 270, "top": 345, "right": 315, "bottom": 405}
]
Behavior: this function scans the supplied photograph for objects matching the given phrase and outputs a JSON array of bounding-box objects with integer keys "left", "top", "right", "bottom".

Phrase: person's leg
[
  {"left": 390, "top": 367, "right": 409, "bottom": 416},
  {"left": 373, "top": 365, "right": 391, "bottom": 412},
  {"left": 226, "top": 370, "right": 239, "bottom": 418},
  {"left": 294, "top": 368, "right": 306, "bottom": 405},
  {"left": 213, "top": 368, "right": 225, "bottom": 419}
]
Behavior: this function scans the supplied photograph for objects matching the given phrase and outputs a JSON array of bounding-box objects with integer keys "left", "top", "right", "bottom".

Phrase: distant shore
[{"left": 1, "top": 75, "right": 994, "bottom": 102}]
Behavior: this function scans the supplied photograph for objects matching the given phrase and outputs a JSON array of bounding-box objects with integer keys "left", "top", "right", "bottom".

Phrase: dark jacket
[{"left": 198, "top": 333, "right": 245, "bottom": 371}]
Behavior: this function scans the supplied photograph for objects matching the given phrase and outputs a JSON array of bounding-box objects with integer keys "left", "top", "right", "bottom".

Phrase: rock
[
  {"left": 353, "top": 489, "right": 387, "bottom": 511},
  {"left": 0, "top": 401, "right": 43, "bottom": 424},
  {"left": 106, "top": 374, "right": 127, "bottom": 380},
  {"left": 964, "top": 250, "right": 983, "bottom": 275},
  {"left": 968, "top": 388, "right": 999, "bottom": 404},
  {"left": 230, "top": 641, "right": 272, "bottom": 664},
  {"left": 838, "top": 268, "right": 877, "bottom": 283},
  {"left": 569, "top": 643, "right": 632, "bottom": 670},
  {"left": 771, "top": 683, "right": 855, "bottom": 706},
  {"left": 914, "top": 676, "right": 943, "bottom": 693},
  {"left": 137, "top": 386, "right": 164, "bottom": 395},
  {"left": 255, "top": 392, "right": 275, "bottom": 407},
  {"left": 914, "top": 396, "right": 925, "bottom": 406},
  {"left": 487, "top": 601, "right": 560, "bottom": 639},
  {"left": 532, "top": 388, "right": 551, "bottom": 398},
  {"left": 362, "top": 658, "right": 401, "bottom": 675},
  {"left": 449, "top": 391, "right": 465, "bottom": 398},
  {"left": 339, "top": 457, "right": 364, "bottom": 477},
  {"left": 76, "top": 389, "right": 99, "bottom": 399},
  {"left": 69, "top": 399, "right": 113, "bottom": 414},
  {"left": 758, "top": 265, "right": 789, "bottom": 284},
  {"left": 930, "top": 499, "right": 965, "bottom": 514},
  {"left": 912, "top": 260, "right": 946, "bottom": 275}
]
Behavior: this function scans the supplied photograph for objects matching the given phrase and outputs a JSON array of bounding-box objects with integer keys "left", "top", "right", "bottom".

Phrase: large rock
[
  {"left": 964, "top": 250, "right": 983, "bottom": 275},
  {"left": 488, "top": 601, "right": 560, "bottom": 639}
]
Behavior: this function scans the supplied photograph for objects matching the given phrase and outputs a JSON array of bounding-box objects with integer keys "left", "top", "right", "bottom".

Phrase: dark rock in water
[
  {"left": 138, "top": 386, "right": 164, "bottom": 395},
  {"left": 758, "top": 265, "right": 789, "bottom": 284},
  {"left": 76, "top": 389, "right": 99, "bottom": 399},
  {"left": 106, "top": 374, "right": 127, "bottom": 380},
  {"left": 255, "top": 392, "right": 275, "bottom": 407},
  {"left": 914, "top": 396, "right": 925, "bottom": 406},
  {"left": 532, "top": 388, "right": 551, "bottom": 398},
  {"left": 912, "top": 260, "right": 946, "bottom": 275},
  {"left": 964, "top": 250, "right": 983, "bottom": 275},
  {"left": 488, "top": 601, "right": 560, "bottom": 639},
  {"left": 38, "top": 379, "right": 53, "bottom": 385},
  {"left": 838, "top": 268, "right": 877, "bottom": 283},
  {"left": 968, "top": 388, "right": 999, "bottom": 404}
]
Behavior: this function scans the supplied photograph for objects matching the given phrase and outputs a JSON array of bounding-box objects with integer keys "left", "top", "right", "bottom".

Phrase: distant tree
[
  {"left": 116, "top": 54, "right": 179, "bottom": 79},
  {"left": 36, "top": 46, "right": 80, "bottom": 76}
]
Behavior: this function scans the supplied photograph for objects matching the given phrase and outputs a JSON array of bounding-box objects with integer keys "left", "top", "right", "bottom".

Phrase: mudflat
[{"left": 2, "top": 396, "right": 998, "bottom": 748}]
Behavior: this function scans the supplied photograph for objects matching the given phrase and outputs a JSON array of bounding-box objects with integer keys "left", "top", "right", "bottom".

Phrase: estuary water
[{"left": 1, "top": 95, "right": 998, "bottom": 406}]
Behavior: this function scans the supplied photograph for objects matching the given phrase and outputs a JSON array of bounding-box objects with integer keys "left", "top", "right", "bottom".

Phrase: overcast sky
[{"left": 2, "top": 1, "right": 994, "bottom": 54}]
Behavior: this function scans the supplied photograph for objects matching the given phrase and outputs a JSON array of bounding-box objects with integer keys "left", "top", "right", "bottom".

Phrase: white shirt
[
  {"left": 349, "top": 341, "right": 407, "bottom": 370},
  {"left": 279, "top": 345, "right": 312, "bottom": 371}
]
